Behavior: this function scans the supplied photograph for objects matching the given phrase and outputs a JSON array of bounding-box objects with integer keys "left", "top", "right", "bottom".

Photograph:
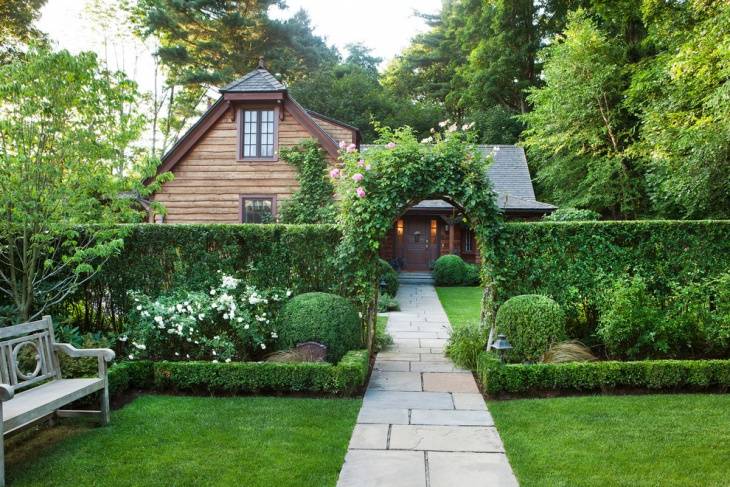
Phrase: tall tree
[
  {"left": 0, "top": 0, "right": 47, "bottom": 62},
  {"left": 290, "top": 45, "right": 445, "bottom": 142},
  {"left": 627, "top": 0, "right": 730, "bottom": 218},
  {"left": 520, "top": 10, "right": 646, "bottom": 217},
  {"left": 130, "top": 1, "right": 338, "bottom": 87},
  {"left": 0, "top": 48, "right": 164, "bottom": 321}
]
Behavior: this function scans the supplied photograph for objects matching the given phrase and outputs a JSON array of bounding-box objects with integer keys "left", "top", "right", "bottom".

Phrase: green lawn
[
  {"left": 7, "top": 395, "right": 361, "bottom": 487},
  {"left": 435, "top": 286, "right": 482, "bottom": 329},
  {"left": 489, "top": 394, "right": 730, "bottom": 487}
]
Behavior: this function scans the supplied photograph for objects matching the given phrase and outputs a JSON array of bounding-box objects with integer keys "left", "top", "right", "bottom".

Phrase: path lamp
[
  {"left": 379, "top": 278, "right": 388, "bottom": 296},
  {"left": 490, "top": 334, "right": 512, "bottom": 362}
]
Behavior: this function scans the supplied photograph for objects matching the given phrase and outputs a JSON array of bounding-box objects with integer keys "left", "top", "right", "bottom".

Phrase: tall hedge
[
  {"left": 72, "top": 224, "right": 343, "bottom": 329},
  {"left": 486, "top": 221, "right": 730, "bottom": 329}
]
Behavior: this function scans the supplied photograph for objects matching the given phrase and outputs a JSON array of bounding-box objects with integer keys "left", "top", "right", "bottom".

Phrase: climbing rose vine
[{"left": 331, "top": 126, "right": 503, "bottom": 351}]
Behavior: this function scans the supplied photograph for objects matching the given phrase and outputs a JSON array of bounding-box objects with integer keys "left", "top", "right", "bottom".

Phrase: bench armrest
[
  {"left": 54, "top": 343, "right": 116, "bottom": 362},
  {"left": 0, "top": 384, "right": 13, "bottom": 402}
]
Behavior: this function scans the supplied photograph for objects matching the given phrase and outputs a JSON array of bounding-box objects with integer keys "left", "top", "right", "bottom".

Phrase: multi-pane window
[
  {"left": 242, "top": 197, "right": 274, "bottom": 223},
  {"left": 464, "top": 228, "right": 474, "bottom": 252},
  {"left": 241, "top": 109, "right": 275, "bottom": 159}
]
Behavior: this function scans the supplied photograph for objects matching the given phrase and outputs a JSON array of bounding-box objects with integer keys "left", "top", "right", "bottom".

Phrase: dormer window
[{"left": 238, "top": 108, "right": 278, "bottom": 161}]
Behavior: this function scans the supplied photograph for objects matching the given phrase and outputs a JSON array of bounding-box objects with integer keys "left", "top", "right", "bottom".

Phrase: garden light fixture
[{"left": 490, "top": 334, "right": 512, "bottom": 362}]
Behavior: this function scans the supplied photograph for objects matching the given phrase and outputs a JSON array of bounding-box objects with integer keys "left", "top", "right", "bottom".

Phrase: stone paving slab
[
  {"left": 453, "top": 393, "right": 488, "bottom": 411},
  {"left": 337, "top": 450, "right": 426, "bottom": 487},
  {"left": 357, "top": 408, "right": 409, "bottom": 425},
  {"left": 370, "top": 371, "right": 423, "bottom": 391},
  {"left": 363, "top": 390, "right": 454, "bottom": 410},
  {"left": 389, "top": 425, "right": 505, "bottom": 452},
  {"left": 428, "top": 452, "right": 519, "bottom": 487},
  {"left": 336, "top": 284, "right": 516, "bottom": 487},
  {"left": 423, "top": 372, "right": 481, "bottom": 393},
  {"left": 410, "top": 409, "right": 493, "bottom": 426},
  {"left": 348, "top": 423, "right": 389, "bottom": 449}
]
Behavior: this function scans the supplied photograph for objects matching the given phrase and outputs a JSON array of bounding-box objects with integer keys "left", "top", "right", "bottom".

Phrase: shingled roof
[
  {"left": 219, "top": 66, "right": 286, "bottom": 93},
  {"left": 361, "top": 143, "right": 556, "bottom": 213}
]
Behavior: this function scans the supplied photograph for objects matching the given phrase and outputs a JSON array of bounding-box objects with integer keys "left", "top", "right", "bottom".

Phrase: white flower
[
  {"left": 132, "top": 342, "right": 146, "bottom": 351},
  {"left": 118, "top": 335, "right": 128, "bottom": 342},
  {"left": 286, "top": 290, "right": 292, "bottom": 297},
  {"left": 210, "top": 289, "right": 216, "bottom": 295},
  {"left": 225, "top": 358, "right": 231, "bottom": 363},
  {"left": 167, "top": 329, "right": 175, "bottom": 334},
  {"left": 186, "top": 354, "right": 190, "bottom": 359},
  {"left": 128, "top": 354, "right": 134, "bottom": 360},
  {"left": 212, "top": 350, "right": 217, "bottom": 356},
  {"left": 447, "top": 123, "right": 458, "bottom": 132},
  {"left": 174, "top": 352, "right": 180, "bottom": 356},
  {"left": 154, "top": 316, "right": 163, "bottom": 324},
  {"left": 271, "top": 332, "right": 278, "bottom": 339},
  {"left": 438, "top": 120, "right": 449, "bottom": 128},
  {"left": 187, "top": 338, "right": 192, "bottom": 342},
  {"left": 223, "top": 313, "right": 229, "bottom": 320},
  {"left": 141, "top": 310, "right": 150, "bottom": 318},
  {"left": 198, "top": 313, "right": 205, "bottom": 320},
  {"left": 237, "top": 317, "right": 243, "bottom": 323},
  {"left": 176, "top": 304, "right": 183, "bottom": 312},
  {"left": 212, "top": 359, "right": 219, "bottom": 363},
  {"left": 260, "top": 343, "right": 266, "bottom": 350},
  {"left": 221, "top": 275, "right": 240, "bottom": 290},
  {"left": 420, "top": 136, "right": 433, "bottom": 144},
  {"left": 136, "top": 305, "right": 143, "bottom": 311},
  {"left": 244, "top": 324, "right": 250, "bottom": 330}
]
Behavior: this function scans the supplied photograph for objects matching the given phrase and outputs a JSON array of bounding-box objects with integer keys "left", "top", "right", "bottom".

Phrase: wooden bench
[{"left": 0, "top": 315, "right": 115, "bottom": 486}]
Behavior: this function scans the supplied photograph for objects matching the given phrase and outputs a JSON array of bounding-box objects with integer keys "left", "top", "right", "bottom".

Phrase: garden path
[{"left": 336, "top": 284, "right": 518, "bottom": 487}]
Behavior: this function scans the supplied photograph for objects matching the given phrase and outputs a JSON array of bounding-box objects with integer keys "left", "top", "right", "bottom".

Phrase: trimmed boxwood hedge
[
  {"left": 476, "top": 352, "right": 730, "bottom": 397},
  {"left": 107, "top": 350, "right": 369, "bottom": 397}
]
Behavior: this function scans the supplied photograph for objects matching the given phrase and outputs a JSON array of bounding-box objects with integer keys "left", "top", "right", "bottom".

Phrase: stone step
[{"left": 398, "top": 273, "right": 435, "bottom": 285}]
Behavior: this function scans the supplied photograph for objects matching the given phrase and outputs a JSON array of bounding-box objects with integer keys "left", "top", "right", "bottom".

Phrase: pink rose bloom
[
  {"left": 346, "top": 143, "right": 357, "bottom": 153},
  {"left": 352, "top": 173, "right": 364, "bottom": 182},
  {"left": 339, "top": 141, "right": 347, "bottom": 149},
  {"left": 357, "top": 159, "right": 366, "bottom": 167},
  {"left": 356, "top": 187, "right": 366, "bottom": 198},
  {"left": 329, "top": 168, "right": 340, "bottom": 178},
  {"left": 386, "top": 142, "right": 396, "bottom": 149}
]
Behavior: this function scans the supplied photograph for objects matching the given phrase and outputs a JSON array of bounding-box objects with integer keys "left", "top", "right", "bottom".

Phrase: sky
[{"left": 37, "top": 0, "right": 442, "bottom": 95}]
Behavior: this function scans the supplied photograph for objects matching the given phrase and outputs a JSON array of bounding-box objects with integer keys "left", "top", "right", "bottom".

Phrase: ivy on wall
[{"left": 279, "top": 140, "right": 337, "bottom": 224}]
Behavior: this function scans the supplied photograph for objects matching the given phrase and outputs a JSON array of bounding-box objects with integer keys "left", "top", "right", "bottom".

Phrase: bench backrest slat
[{"left": 0, "top": 316, "right": 60, "bottom": 392}]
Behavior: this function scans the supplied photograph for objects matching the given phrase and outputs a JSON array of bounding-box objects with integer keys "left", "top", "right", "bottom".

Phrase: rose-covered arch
[{"left": 332, "top": 127, "right": 503, "bottom": 352}]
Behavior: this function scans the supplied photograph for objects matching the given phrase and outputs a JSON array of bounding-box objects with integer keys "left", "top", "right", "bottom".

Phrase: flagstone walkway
[{"left": 337, "top": 284, "right": 518, "bottom": 487}]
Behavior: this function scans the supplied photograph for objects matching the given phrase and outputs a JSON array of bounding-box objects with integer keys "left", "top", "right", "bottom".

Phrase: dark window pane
[
  {"left": 241, "top": 109, "right": 275, "bottom": 159},
  {"left": 243, "top": 198, "right": 273, "bottom": 223}
]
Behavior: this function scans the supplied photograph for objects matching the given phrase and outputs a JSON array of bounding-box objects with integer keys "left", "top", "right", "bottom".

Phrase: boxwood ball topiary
[
  {"left": 496, "top": 294, "right": 567, "bottom": 363},
  {"left": 278, "top": 292, "right": 362, "bottom": 363},
  {"left": 433, "top": 254, "right": 468, "bottom": 286},
  {"left": 378, "top": 258, "right": 399, "bottom": 296}
]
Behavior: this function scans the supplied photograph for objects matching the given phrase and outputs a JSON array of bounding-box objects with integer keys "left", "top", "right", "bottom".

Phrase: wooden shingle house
[{"left": 149, "top": 61, "right": 555, "bottom": 271}]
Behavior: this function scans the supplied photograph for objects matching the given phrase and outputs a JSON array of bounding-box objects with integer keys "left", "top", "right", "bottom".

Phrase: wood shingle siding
[{"left": 153, "top": 106, "right": 323, "bottom": 224}]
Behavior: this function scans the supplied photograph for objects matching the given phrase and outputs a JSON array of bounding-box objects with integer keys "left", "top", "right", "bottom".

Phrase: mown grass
[
  {"left": 489, "top": 394, "right": 730, "bottom": 487},
  {"left": 435, "top": 286, "right": 482, "bottom": 329},
  {"left": 7, "top": 395, "right": 361, "bottom": 487}
]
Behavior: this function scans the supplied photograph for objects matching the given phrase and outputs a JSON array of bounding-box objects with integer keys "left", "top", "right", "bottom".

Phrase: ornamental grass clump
[
  {"left": 496, "top": 294, "right": 567, "bottom": 363},
  {"left": 277, "top": 292, "right": 362, "bottom": 363},
  {"left": 125, "top": 273, "right": 291, "bottom": 362}
]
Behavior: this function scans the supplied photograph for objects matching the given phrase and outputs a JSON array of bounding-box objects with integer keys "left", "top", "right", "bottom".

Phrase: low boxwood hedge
[
  {"left": 476, "top": 352, "right": 730, "bottom": 397},
  {"left": 107, "top": 349, "right": 369, "bottom": 397}
]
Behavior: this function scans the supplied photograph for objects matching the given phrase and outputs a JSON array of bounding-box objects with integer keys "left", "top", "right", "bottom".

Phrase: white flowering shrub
[{"left": 124, "top": 273, "right": 291, "bottom": 362}]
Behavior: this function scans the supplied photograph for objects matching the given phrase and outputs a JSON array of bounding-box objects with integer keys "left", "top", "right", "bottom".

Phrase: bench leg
[
  {"left": 100, "top": 383, "right": 110, "bottom": 426},
  {"left": 1, "top": 403, "right": 5, "bottom": 487}
]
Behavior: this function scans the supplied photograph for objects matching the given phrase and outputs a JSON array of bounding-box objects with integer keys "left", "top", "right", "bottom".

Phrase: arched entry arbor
[{"left": 332, "top": 127, "right": 503, "bottom": 351}]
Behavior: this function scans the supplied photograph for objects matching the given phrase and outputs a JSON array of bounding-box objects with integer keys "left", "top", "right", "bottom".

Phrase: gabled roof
[
  {"left": 361, "top": 143, "right": 556, "bottom": 213},
  {"left": 220, "top": 67, "right": 287, "bottom": 93}
]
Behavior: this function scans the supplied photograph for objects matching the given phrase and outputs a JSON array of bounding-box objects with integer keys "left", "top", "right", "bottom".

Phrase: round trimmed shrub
[
  {"left": 433, "top": 255, "right": 467, "bottom": 286},
  {"left": 495, "top": 294, "right": 566, "bottom": 363},
  {"left": 463, "top": 264, "right": 481, "bottom": 286},
  {"left": 277, "top": 292, "right": 362, "bottom": 363},
  {"left": 379, "top": 258, "right": 399, "bottom": 296}
]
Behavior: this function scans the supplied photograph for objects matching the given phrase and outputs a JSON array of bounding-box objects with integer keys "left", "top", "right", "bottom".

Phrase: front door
[{"left": 403, "top": 216, "right": 430, "bottom": 271}]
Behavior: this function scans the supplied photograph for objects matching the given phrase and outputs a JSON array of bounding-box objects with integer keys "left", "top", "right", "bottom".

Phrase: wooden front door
[{"left": 403, "top": 216, "right": 431, "bottom": 271}]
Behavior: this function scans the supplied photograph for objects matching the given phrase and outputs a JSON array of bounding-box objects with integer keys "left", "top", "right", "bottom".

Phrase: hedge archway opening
[{"left": 331, "top": 127, "right": 503, "bottom": 352}]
